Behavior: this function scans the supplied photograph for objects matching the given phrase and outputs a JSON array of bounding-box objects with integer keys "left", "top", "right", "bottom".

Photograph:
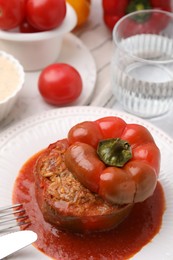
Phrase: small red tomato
[
  {"left": 0, "top": 0, "right": 25, "bottom": 30},
  {"left": 26, "top": 0, "right": 66, "bottom": 31},
  {"left": 38, "top": 63, "right": 83, "bottom": 106}
]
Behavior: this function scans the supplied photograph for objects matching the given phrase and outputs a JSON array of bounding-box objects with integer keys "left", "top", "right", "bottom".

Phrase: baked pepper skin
[
  {"left": 65, "top": 116, "right": 160, "bottom": 205},
  {"left": 102, "top": 0, "right": 172, "bottom": 31}
]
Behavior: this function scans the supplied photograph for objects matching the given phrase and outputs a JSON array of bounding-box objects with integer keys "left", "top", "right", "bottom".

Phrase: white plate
[
  {"left": 0, "top": 106, "right": 173, "bottom": 260},
  {"left": 0, "top": 33, "right": 96, "bottom": 129}
]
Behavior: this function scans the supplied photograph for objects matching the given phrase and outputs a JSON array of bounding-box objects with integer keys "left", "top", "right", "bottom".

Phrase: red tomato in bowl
[
  {"left": 0, "top": 0, "right": 25, "bottom": 30},
  {"left": 26, "top": 0, "right": 66, "bottom": 31},
  {"left": 38, "top": 63, "right": 83, "bottom": 106},
  {"left": 19, "top": 19, "right": 39, "bottom": 33}
]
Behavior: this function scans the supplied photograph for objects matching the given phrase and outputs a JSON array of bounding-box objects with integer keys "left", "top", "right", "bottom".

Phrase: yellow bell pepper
[{"left": 67, "top": 0, "right": 91, "bottom": 27}]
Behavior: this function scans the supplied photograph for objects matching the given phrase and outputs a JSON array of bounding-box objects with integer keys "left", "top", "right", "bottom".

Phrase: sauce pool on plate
[{"left": 13, "top": 151, "right": 165, "bottom": 260}]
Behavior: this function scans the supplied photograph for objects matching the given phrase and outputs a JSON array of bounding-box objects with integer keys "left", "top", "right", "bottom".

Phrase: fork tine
[
  {"left": 0, "top": 203, "right": 30, "bottom": 233},
  {"left": 0, "top": 203, "right": 22, "bottom": 212},
  {"left": 1, "top": 214, "right": 27, "bottom": 224},
  {"left": 0, "top": 209, "right": 25, "bottom": 218},
  {"left": 0, "top": 221, "right": 31, "bottom": 232}
]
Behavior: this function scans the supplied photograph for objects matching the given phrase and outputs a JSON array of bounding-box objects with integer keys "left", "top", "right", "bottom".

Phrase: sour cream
[{"left": 0, "top": 55, "right": 20, "bottom": 102}]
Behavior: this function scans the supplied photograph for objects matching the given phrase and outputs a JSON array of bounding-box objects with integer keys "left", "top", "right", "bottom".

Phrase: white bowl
[
  {"left": 0, "top": 4, "right": 77, "bottom": 71},
  {"left": 0, "top": 51, "right": 25, "bottom": 122}
]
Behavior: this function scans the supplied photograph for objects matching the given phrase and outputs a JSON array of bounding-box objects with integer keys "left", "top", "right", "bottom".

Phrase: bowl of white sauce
[{"left": 0, "top": 51, "right": 25, "bottom": 122}]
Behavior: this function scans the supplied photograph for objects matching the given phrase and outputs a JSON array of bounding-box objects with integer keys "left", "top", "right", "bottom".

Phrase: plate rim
[{"left": 0, "top": 106, "right": 173, "bottom": 147}]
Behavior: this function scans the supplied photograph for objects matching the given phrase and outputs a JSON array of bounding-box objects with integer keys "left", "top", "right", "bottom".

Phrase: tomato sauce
[{"left": 13, "top": 151, "right": 165, "bottom": 260}]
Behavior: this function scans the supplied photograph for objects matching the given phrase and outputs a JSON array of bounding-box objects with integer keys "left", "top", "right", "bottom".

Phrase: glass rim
[{"left": 112, "top": 9, "right": 173, "bottom": 64}]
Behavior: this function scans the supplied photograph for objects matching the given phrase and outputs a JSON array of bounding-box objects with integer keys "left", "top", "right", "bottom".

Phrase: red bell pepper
[
  {"left": 65, "top": 116, "right": 160, "bottom": 205},
  {"left": 102, "top": 0, "right": 172, "bottom": 31}
]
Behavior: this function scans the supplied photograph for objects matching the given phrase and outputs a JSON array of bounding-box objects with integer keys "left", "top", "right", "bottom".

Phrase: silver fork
[
  {"left": 0, "top": 203, "right": 30, "bottom": 233},
  {"left": 0, "top": 204, "right": 38, "bottom": 258}
]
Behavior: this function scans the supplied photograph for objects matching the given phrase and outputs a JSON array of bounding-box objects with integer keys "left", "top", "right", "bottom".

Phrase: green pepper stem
[
  {"left": 126, "top": 0, "right": 151, "bottom": 13},
  {"left": 97, "top": 138, "right": 132, "bottom": 167},
  {"left": 126, "top": 0, "right": 151, "bottom": 23}
]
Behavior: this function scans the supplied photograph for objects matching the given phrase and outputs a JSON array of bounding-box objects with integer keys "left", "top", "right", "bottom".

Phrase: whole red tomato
[
  {"left": 38, "top": 63, "right": 83, "bottom": 106},
  {"left": 26, "top": 0, "right": 66, "bottom": 31},
  {"left": 0, "top": 0, "right": 25, "bottom": 30}
]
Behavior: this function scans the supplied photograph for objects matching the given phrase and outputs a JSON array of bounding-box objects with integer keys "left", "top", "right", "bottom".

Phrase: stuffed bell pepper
[
  {"left": 35, "top": 116, "right": 160, "bottom": 233},
  {"left": 66, "top": 116, "right": 160, "bottom": 205}
]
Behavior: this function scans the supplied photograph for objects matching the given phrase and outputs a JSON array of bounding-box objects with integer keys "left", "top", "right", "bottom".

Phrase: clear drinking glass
[{"left": 111, "top": 9, "right": 173, "bottom": 118}]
